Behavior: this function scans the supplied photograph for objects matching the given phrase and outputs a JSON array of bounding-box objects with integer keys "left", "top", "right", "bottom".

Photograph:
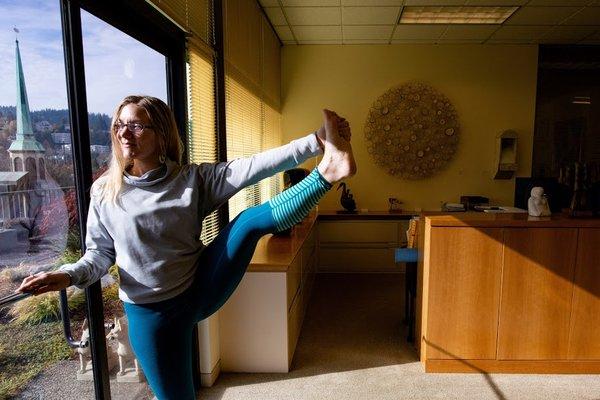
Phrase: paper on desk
[{"left": 483, "top": 206, "right": 527, "bottom": 213}]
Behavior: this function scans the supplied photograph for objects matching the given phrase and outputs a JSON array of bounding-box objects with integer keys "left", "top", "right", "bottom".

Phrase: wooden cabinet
[
  {"left": 418, "top": 213, "right": 600, "bottom": 373},
  {"left": 568, "top": 228, "right": 600, "bottom": 359},
  {"left": 498, "top": 228, "right": 577, "bottom": 360},
  {"left": 426, "top": 227, "right": 503, "bottom": 360}
]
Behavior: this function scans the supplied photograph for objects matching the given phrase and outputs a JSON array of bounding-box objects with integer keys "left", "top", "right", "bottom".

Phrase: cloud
[
  {"left": 0, "top": 0, "right": 67, "bottom": 110},
  {"left": 0, "top": 0, "right": 168, "bottom": 115}
]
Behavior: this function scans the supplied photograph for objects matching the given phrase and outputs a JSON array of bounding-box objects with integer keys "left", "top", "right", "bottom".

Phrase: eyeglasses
[{"left": 114, "top": 121, "right": 154, "bottom": 135}]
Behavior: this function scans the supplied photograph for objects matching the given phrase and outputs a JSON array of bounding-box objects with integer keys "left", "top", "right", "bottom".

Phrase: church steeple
[
  {"left": 8, "top": 33, "right": 46, "bottom": 182},
  {"left": 15, "top": 38, "right": 34, "bottom": 140},
  {"left": 8, "top": 37, "right": 45, "bottom": 154}
]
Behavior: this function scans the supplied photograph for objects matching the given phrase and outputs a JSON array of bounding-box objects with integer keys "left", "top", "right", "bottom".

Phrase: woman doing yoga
[{"left": 16, "top": 95, "right": 356, "bottom": 399}]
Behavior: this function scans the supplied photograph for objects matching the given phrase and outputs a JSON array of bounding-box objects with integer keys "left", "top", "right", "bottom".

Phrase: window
[
  {"left": 1, "top": 0, "right": 188, "bottom": 398},
  {"left": 0, "top": 1, "right": 81, "bottom": 397}
]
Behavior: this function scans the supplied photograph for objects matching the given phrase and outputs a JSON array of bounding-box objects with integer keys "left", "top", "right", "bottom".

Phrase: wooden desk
[
  {"left": 317, "top": 210, "right": 417, "bottom": 273},
  {"left": 318, "top": 210, "right": 418, "bottom": 221},
  {"left": 219, "top": 212, "right": 317, "bottom": 372},
  {"left": 417, "top": 212, "right": 600, "bottom": 373}
]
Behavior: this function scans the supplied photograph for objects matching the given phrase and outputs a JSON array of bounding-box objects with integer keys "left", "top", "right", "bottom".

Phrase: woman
[{"left": 17, "top": 95, "right": 356, "bottom": 399}]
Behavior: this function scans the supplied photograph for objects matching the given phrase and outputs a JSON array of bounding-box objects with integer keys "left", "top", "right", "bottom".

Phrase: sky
[{"left": 0, "top": 0, "right": 167, "bottom": 115}]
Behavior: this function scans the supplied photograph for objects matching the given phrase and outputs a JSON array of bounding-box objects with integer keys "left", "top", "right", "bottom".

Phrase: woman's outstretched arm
[
  {"left": 17, "top": 195, "right": 116, "bottom": 295},
  {"left": 197, "top": 131, "right": 322, "bottom": 215}
]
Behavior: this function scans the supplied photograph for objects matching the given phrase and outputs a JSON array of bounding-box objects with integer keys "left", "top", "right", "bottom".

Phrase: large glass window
[
  {"left": 0, "top": 1, "right": 82, "bottom": 397},
  {"left": 80, "top": 8, "right": 168, "bottom": 398}
]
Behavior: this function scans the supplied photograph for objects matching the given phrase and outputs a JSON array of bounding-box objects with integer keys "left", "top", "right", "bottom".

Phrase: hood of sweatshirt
[{"left": 122, "top": 159, "right": 177, "bottom": 187}]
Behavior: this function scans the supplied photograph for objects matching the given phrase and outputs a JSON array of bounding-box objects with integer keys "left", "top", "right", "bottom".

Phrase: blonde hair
[{"left": 94, "top": 95, "right": 184, "bottom": 204}]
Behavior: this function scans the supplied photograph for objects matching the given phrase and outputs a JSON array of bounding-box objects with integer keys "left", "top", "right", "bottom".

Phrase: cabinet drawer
[
  {"left": 287, "top": 287, "right": 303, "bottom": 365},
  {"left": 319, "top": 221, "right": 398, "bottom": 244},
  {"left": 286, "top": 254, "right": 301, "bottom": 311}
]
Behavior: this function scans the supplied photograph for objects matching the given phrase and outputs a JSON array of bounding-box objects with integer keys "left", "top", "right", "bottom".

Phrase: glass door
[
  {"left": 0, "top": 0, "right": 186, "bottom": 398},
  {"left": 78, "top": 8, "right": 169, "bottom": 399}
]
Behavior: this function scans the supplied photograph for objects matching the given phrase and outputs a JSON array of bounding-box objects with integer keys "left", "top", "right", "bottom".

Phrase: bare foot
[
  {"left": 318, "top": 109, "right": 357, "bottom": 184},
  {"left": 316, "top": 116, "right": 351, "bottom": 148}
]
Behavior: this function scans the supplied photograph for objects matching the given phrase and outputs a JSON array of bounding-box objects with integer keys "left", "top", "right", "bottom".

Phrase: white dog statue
[
  {"left": 106, "top": 315, "right": 144, "bottom": 382},
  {"left": 77, "top": 318, "right": 91, "bottom": 376}
]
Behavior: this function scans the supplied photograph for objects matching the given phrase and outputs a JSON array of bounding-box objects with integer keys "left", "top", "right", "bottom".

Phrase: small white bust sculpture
[{"left": 528, "top": 186, "right": 551, "bottom": 217}]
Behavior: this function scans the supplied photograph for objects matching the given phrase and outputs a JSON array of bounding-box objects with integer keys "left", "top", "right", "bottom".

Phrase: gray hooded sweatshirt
[{"left": 59, "top": 133, "right": 321, "bottom": 304}]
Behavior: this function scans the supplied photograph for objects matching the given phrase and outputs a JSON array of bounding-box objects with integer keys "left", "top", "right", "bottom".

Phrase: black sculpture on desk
[{"left": 337, "top": 182, "right": 357, "bottom": 212}]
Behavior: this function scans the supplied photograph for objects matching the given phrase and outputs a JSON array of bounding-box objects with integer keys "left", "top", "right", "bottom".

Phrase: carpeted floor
[{"left": 198, "top": 273, "right": 600, "bottom": 400}]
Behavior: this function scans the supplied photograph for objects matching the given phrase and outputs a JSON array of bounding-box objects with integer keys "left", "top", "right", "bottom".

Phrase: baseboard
[
  {"left": 425, "top": 359, "right": 600, "bottom": 374},
  {"left": 200, "top": 359, "right": 221, "bottom": 387}
]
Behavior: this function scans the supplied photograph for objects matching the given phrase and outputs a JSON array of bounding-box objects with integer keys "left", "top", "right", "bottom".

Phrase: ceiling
[{"left": 257, "top": 0, "right": 600, "bottom": 45}]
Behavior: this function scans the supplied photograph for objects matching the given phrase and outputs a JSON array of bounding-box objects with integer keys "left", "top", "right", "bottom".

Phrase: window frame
[{"left": 60, "top": 0, "right": 188, "bottom": 398}]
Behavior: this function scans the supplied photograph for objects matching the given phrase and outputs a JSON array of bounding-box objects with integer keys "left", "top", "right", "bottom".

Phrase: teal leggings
[{"left": 124, "top": 169, "right": 331, "bottom": 399}]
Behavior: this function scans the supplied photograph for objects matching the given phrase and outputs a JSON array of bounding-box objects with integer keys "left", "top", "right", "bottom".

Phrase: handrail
[
  {"left": 0, "top": 291, "right": 32, "bottom": 307},
  {"left": 0, "top": 289, "right": 89, "bottom": 348},
  {"left": 58, "top": 289, "right": 88, "bottom": 348}
]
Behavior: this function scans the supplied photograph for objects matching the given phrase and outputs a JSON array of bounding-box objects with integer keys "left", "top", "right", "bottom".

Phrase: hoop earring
[{"left": 159, "top": 153, "right": 166, "bottom": 164}]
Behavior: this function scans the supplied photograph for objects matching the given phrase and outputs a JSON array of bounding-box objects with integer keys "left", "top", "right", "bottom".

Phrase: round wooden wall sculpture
[{"left": 364, "top": 82, "right": 460, "bottom": 179}]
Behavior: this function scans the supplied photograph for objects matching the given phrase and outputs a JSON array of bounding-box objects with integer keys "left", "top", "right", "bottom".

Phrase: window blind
[
  {"left": 262, "top": 102, "right": 283, "bottom": 200},
  {"left": 187, "top": 39, "right": 219, "bottom": 244},
  {"left": 224, "top": 76, "right": 283, "bottom": 221},
  {"left": 225, "top": 75, "right": 263, "bottom": 220},
  {"left": 146, "top": 0, "right": 213, "bottom": 46}
]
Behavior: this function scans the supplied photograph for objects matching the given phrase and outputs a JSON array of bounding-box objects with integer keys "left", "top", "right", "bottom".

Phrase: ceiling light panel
[{"left": 400, "top": 6, "right": 519, "bottom": 24}]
